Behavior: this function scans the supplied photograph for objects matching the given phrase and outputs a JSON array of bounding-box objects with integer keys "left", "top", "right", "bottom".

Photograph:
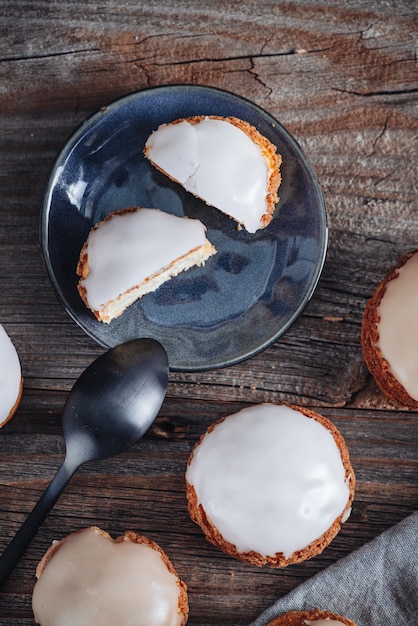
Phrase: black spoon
[{"left": 0, "top": 337, "right": 169, "bottom": 588}]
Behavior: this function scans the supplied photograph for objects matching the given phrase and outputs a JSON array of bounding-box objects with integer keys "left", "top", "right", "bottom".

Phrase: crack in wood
[
  {"left": 333, "top": 86, "right": 418, "bottom": 97},
  {"left": 148, "top": 47, "right": 331, "bottom": 69},
  {"left": 367, "top": 113, "right": 390, "bottom": 158},
  {"left": 0, "top": 48, "right": 101, "bottom": 64}
]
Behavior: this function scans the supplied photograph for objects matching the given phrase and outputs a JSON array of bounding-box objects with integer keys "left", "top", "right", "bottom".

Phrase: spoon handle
[{"left": 0, "top": 458, "right": 76, "bottom": 589}]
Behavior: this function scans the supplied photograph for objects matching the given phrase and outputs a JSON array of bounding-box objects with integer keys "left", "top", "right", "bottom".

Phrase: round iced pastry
[
  {"left": 266, "top": 609, "right": 358, "bottom": 626},
  {"left": 0, "top": 323, "right": 22, "bottom": 427},
  {"left": 32, "top": 527, "right": 188, "bottom": 626},
  {"left": 186, "top": 403, "right": 355, "bottom": 567},
  {"left": 362, "top": 249, "right": 418, "bottom": 408},
  {"left": 144, "top": 115, "right": 281, "bottom": 233},
  {"left": 77, "top": 206, "right": 216, "bottom": 323}
]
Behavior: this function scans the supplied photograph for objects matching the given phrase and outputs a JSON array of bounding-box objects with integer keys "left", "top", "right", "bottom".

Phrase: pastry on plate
[
  {"left": 266, "top": 608, "right": 358, "bottom": 625},
  {"left": 361, "top": 249, "right": 418, "bottom": 408},
  {"left": 32, "top": 526, "right": 188, "bottom": 626},
  {"left": 144, "top": 115, "right": 282, "bottom": 233},
  {"left": 186, "top": 403, "right": 355, "bottom": 567},
  {"left": 77, "top": 206, "right": 216, "bottom": 323},
  {"left": 0, "top": 323, "right": 22, "bottom": 427}
]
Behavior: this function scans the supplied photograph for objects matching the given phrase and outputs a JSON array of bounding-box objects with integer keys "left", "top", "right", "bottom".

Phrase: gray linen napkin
[{"left": 249, "top": 512, "right": 418, "bottom": 626}]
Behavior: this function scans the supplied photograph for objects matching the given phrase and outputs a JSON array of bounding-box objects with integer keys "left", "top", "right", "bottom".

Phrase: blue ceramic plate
[{"left": 41, "top": 85, "right": 327, "bottom": 371}]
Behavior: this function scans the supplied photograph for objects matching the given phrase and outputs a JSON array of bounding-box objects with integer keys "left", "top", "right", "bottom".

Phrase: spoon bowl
[
  {"left": 0, "top": 337, "right": 168, "bottom": 588},
  {"left": 62, "top": 338, "right": 169, "bottom": 465}
]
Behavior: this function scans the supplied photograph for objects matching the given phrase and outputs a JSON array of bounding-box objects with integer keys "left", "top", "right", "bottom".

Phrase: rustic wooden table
[{"left": 0, "top": 1, "right": 417, "bottom": 624}]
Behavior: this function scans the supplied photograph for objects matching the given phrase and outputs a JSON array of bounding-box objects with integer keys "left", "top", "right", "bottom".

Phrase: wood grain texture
[{"left": 0, "top": 1, "right": 417, "bottom": 624}]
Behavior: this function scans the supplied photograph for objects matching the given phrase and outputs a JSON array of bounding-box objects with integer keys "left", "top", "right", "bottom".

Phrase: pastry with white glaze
[
  {"left": 362, "top": 249, "right": 418, "bottom": 408},
  {"left": 77, "top": 206, "right": 216, "bottom": 323},
  {"left": 266, "top": 609, "right": 357, "bottom": 626},
  {"left": 0, "top": 323, "right": 22, "bottom": 427},
  {"left": 144, "top": 115, "right": 281, "bottom": 233},
  {"left": 186, "top": 403, "right": 355, "bottom": 568},
  {"left": 32, "top": 526, "right": 189, "bottom": 626}
]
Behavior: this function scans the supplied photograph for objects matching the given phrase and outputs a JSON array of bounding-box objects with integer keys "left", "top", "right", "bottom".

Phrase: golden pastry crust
[
  {"left": 186, "top": 404, "right": 355, "bottom": 568},
  {"left": 266, "top": 608, "right": 358, "bottom": 626},
  {"left": 35, "top": 526, "right": 189, "bottom": 626},
  {"left": 361, "top": 249, "right": 418, "bottom": 409},
  {"left": 1, "top": 378, "right": 23, "bottom": 428},
  {"left": 144, "top": 115, "right": 282, "bottom": 230}
]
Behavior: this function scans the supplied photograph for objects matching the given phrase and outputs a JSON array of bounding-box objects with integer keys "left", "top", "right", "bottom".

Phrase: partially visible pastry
[
  {"left": 0, "top": 323, "right": 22, "bottom": 427},
  {"left": 186, "top": 403, "right": 355, "bottom": 568},
  {"left": 32, "top": 526, "right": 188, "bottom": 626},
  {"left": 144, "top": 115, "right": 281, "bottom": 233},
  {"left": 77, "top": 206, "right": 216, "bottom": 323},
  {"left": 361, "top": 249, "right": 418, "bottom": 408},
  {"left": 266, "top": 609, "right": 358, "bottom": 625}
]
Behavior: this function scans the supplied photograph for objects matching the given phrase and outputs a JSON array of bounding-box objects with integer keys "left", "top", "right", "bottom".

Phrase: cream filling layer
[
  {"left": 79, "top": 208, "right": 212, "bottom": 313},
  {"left": 186, "top": 404, "right": 350, "bottom": 558},
  {"left": 144, "top": 118, "right": 270, "bottom": 233},
  {"left": 32, "top": 528, "right": 184, "bottom": 626},
  {"left": 377, "top": 252, "right": 418, "bottom": 400},
  {"left": 0, "top": 324, "right": 21, "bottom": 424}
]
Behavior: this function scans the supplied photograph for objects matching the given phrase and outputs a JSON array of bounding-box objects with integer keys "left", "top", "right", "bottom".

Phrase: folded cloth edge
[{"left": 248, "top": 511, "right": 418, "bottom": 626}]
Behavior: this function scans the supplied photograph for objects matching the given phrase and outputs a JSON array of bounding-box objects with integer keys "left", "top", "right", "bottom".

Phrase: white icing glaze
[
  {"left": 145, "top": 118, "right": 270, "bottom": 233},
  {"left": 32, "top": 527, "right": 184, "bottom": 626},
  {"left": 186, "top": 404, "right": 351, "bottom": 558},
  {"left": 79, "top": 208, "right": 211, "bottom": 313},
  {"left": 0, "top": 323, "right": 21, "bottom": 425},
  {"left": 377, "top": 252, "right": 418, "bottom": 400},
  {"left": 303, "top": 618, "right": 345, "bottom": 626}
]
